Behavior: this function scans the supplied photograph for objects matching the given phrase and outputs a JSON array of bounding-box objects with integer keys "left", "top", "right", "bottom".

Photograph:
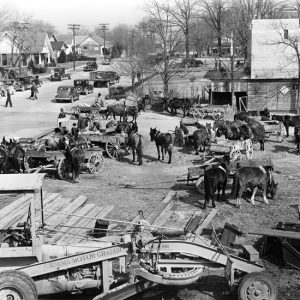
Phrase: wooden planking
[
  {"left": 185, "top": 211, "right": 203, "bottom": 233},
  {"left": 65, "top": 205, "right": 114, "bottom": 244},
  {"left": 246, "top": 226, "right": 300, "bottom": 240},
  {"left": 242, "top": 245, "right": 260, "bottom": 262},
  {"left": 124, "top": 215, "right": 141, "bottom": 232},
  {"left": 150, "top": 200, "right": 175, "bottom": 231},
  {"left": 151, "top": 211, "right": 173, "bottom": 229},
  {"left": 194, "top": 208, "right": 219, "bottom": 236},
  {"left": 49, "top": 204, "right": 97, "bottom": 244},
  {"left": 44, "top": 196, "right": 88, "bottom": 230}
]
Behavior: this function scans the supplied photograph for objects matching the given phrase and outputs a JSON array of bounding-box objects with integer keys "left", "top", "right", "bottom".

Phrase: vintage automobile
[
  {"left": 14, "top": 75, "right": 34, "bottom": 91},
  {"left": 83, "top": 61, "right": 98, "bottom": 71},
  {"left": 55, "top": 85, "right": 80, "bottom": 103},
  {"left": 50, "top": 68, "right": 71, "bottom": 81},
  {"left": 74, "top": 79, "right": 94, "bottom": 95},
  {"left": 90, "top": 71, "right": 120, "bottom": 87}
]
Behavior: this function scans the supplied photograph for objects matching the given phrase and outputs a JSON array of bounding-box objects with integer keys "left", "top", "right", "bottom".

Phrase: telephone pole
[
  {"left": 67, "top": 24, "right": 80, "bottom": 70},
  {"left": 230, "top": 31, "right": 236, "bottom": 112},
  {"left": 99, "top": 24, "right": 109, "bottom": 59}
]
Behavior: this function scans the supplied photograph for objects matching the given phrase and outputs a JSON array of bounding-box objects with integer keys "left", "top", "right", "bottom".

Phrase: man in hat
[
  {"left": 58, "top": 108, "right": 66, "bottom": 127},
  {"left": 5, "top": 88, "right": 12, "bottom": 107},
  {"left": 71, "top": 123, "right": 79, "bottom": 140}
]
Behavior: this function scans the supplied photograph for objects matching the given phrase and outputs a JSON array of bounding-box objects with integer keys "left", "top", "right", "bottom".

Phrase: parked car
[
  {"left": 90, "top": 71, "right": 120, "bottom": 87},
  {"left": 83, "top": 62, "right": 98, "bottom": 72},
  {"left": 55, "top": 86, "right": 79, "bottom": 103},
  {"left": 50, "top": 68, "right": 71, "bottom": 81},
  {"left": 180, "top": 58, "right": 203, "bottom": 68},
  {"left": 74, "top": 79, "right": 94, "bottom": 95},
  {"left": 14, "top": 75, "right": 34, "bottom": 91}
]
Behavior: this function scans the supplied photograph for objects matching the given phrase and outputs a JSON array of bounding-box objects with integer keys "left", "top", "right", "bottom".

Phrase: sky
[{"left": 2, "top": 0, "right": 148, "bottom": 33}]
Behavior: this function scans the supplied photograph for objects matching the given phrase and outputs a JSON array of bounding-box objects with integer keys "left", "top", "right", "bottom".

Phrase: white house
[
  {"left": 0, "top": 31, "right": 21, "bottom": 66},
  {"left": 250, "top": 18, "right": 300, "bottom": 79}
]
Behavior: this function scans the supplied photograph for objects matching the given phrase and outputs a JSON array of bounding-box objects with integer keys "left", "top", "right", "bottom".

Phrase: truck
[{"left": 89, "top": 71, "right": 120, "bottom": 87}]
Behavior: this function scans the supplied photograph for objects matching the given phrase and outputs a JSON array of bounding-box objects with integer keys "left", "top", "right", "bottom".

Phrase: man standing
[
  {"left": 33, "top": 84, "right": 38, "bottom": 100},
  {"left": 5, "top": 88, "right": 12, "bottom": 107},
  {"left": 58, "top": 108, "right": 66, "bottom": 127}
]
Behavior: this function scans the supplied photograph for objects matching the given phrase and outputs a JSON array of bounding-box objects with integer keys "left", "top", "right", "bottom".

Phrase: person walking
[
  {"left": 33, "top": 84, "right": 38, "bottom": 100},
  {"left": 30, "top": 84, "right": 35, "bottom": 99},
  {"left": 5, "top": 88, "right": 12, "bottom": 107}
]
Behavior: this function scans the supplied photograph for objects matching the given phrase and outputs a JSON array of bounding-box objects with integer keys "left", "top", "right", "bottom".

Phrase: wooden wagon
[
  {"left": 189, "top": 104, "right": 228, "bottom": 121},
  {"left": 260, "top": 119, "right": 286, "bottom": 143},
  {"left": 24, "top": 148, "right": 104, "bottom": 180}
]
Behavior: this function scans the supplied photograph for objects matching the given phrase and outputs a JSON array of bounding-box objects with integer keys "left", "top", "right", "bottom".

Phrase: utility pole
[
  {"left": 68, "top": 24, "right": 80, "bottom": 70},
  {"left": 129, "top": 29, "right": 135, "bottom": 56},
  {"left": 230, "top": 31, "right": 236, "bottom": 112},
  {"left": 99, "top": 24, "right": 109, "bottom": 59}
]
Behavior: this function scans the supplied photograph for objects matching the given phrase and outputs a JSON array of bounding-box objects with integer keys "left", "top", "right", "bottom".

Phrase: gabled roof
[
  {"left": 56, "top": 34, "right": 73, "bottom": 44},
  {"left": 47, "top": 32, "right": 58, "bottom": 42},
  {"left": 23, "top": 32, "right": 50, "bottom": 53},
  {"left": 51, "top": 41, "right": 68, "bottom": 51}
]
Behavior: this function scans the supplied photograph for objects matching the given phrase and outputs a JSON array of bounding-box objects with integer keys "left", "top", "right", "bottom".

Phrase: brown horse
[
  {"left": 150, "top": 128, "right": 173, "bottom": 164},
  {"left": 193, "top": 124, "right": 210, "bottom": 155},
  {"left": 64, "top": 145, "right": 85, "bottom": 183},
  {"left": 126, "top": 122, "right": 144, "bottom": 165},
  {"left": 38, "top": 133, "right": 68, "bottom": 151}
]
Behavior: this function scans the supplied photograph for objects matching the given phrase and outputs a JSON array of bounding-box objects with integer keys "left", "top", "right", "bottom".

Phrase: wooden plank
[
  {"left": 51, "top": 204, "right": 96, "bottom": 244},
  {"left": 184, "top": 211, "right": 203, "bottom": 233},
  {"left": 45, "top": 196, "right": 87, "bottom": 230},
  {"left": 146, "top": 191, "right": 177, "bottom": 225},
  {"left": 124, "top": 215, "right": 140, "bottom": 232},
  {"left": 151, "top": 211, "right": 172, "bottom": 229},
  {"left": 194, "top": 208, "right": 219, "bottom": 236},
  {"left": 242, "top": 245, "right": 260, "bottom": 262},
  {"left": 0, "top": 174, "right": 45, "bottom": 192},
  {"left": 150, "top": 200, "right": 174, "bottom": 230},
  {"left": 246, "top": 226, "right": 300, "bottom": 240}
]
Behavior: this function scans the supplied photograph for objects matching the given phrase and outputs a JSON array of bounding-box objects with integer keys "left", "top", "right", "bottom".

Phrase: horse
[
  {"left": 231, "top": 166, "right": 278, "bottom": 208},
  {"left": 124, "top": 106, "right": 139, "bottom": 122},
  {"left": 149, "top": 128, "right": 173, "bottom": 164},
  {"left": 64, "top": 145, "right": 85, "bottom": 183},
  {"left": 164, "top": 98, "right": 191, "bottom": 117},
  {"left": 204, "top": 155, "right": 230, "bottom": 209},
  {"left": 106, "top": 103, "right": 126, "bottom": 121},
  {"left": 38, "top": 133, "right": 68, "bottom": 151},
  {"left": 294, "top": 124, "right": 300, "bottom": 154},
  {"left": 126, "top": 122, "right": 144, "bottom": 165},
  {"left": 0, "top": 144, "right": 8, "bottom": 173},
  {"left": 215, "top": 121, "right": 252, "bottom": 141},
  {"left": 192, "top": 124, "right": 210, "bottom": 155}
]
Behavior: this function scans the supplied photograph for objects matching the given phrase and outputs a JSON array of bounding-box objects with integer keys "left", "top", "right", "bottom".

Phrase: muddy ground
[{"left": 2, "top": 110, "right": 300, "bottom": 300}]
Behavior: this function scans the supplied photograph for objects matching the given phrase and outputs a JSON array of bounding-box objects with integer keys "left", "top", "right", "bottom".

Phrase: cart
[
  {"left": 24, "top": 148, "right": 104, "bottom": 180},
  {"left": 189, "top": 104, "right": 228, "bottom": 120},
  {"left": 260, "top": 119, "right": 286, "bottom": 143}
]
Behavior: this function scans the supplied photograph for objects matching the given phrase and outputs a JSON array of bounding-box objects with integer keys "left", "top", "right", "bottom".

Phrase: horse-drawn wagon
[
  {"left": 189, "top": 104, "right": 228, "bottom": 120},
  {"left": 259, "top": 119, "right": 286, "bottom": 143}
]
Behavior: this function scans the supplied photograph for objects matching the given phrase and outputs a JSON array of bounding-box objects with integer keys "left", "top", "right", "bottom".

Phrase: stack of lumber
[{"left": 0, "top": 192, "right": 113, "bottom": 246}]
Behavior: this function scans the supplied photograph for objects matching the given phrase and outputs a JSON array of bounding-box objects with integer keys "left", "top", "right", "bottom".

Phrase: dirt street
[{"left": 0, "top": 67, "right": 299, "bottom": 300}]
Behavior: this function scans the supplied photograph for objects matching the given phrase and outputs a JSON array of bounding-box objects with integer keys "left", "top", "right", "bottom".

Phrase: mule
[
  {"left": 193, "top": 124, "right": 210, "bottom": 155},
  {"left": 64, "top": 145, "right": 85, "bottom": 183},
  {"left": 295, "top": 125, "right": 300, "bottom": 154},
  {"left": 204, "top": 155, "right": 230, "bottom": 209},
  {"left": 164, "top": 98, "right": 191, "bottom": 117},
  {"left": 106, "top": 103, "right": 126, "bottom": 121},
  {"left": 231, "top": 166, "right": 278, "bottom": 208},
  {"left": 149, "top": 128, "right": 173, "bottom": 164},
  {"left": 126, "top": 122, "right": 144, "bottom": 165},
  {"left": 215, "top": 121, "right": 252, "bottom": 141},
  {"left": 245, "top": 118, "right": 265, "bottom": 151}
]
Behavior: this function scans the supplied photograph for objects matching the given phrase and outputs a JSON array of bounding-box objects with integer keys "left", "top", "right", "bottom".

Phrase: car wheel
[{"left": 76, "top": 86, "right": 83, "bottom": 93}]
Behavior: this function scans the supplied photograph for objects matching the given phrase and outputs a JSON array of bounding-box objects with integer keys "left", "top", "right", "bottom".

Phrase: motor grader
[{"left": 0, "top": 174, "right": 277, "bottom": 300}]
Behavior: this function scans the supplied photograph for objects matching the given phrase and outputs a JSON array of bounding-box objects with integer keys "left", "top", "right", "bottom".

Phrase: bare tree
[
  {"left": 143, "top": 0, "right": 184, "bottom": 97},
  {"left": 169, "top": 0, "right": 198, "bottom": 59},
  {"left": 200, "top": 0, "right": 229, "bottom": 58}
]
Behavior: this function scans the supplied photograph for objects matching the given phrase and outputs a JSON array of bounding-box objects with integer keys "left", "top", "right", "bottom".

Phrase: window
[
  {"left": 2, "top": 54, "right": 7, "bottom": 66},
  {"left": 292, "top": 83, "right": 299, "bottom": 90},
  {"left": 94, "top": 46, "right": 99, "bottom": 50},
  {"left": 284, "top": 29, "right": 289, "bottom": 39},
  {"left": 83, "top": 46, "right": 88, "bottom": 50}
]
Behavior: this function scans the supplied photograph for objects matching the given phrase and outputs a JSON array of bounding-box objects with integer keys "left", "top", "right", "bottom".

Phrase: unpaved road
[{"left": 0, "top": 66, "right": 299, "bottom": 300}]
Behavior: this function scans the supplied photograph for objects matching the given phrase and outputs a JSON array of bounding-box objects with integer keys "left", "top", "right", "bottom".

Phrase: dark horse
[
  {"left": 107, "top": 104, "right": 138, "bottom": 122},
  {"left": 204, "top": 155, "right": 230, "bottom": 209},
  {"left": 1, "top": 138, "right": 26, "bottom": 173},
  {"left": 164, "top": 98, "right": 191, "bottom": 117},
  {"left": 126, "top": 122, "right": 144, "bottom": 165},
  {"left": 294, "top": 122, "right": 300, "bottom": 154},
  {"left": 193, "top": 124, "right": 210, "bottom": 155},
  {"left": 64, "top": 140, "right": 85, "bottom": 183},
  {"left": 234, "top": 115, "right": 265, "bottom": 150},
  {"left": 216, "top": 120, "right": 252, "bottom": 141},
  {"left": 150, "top": 128, "right": 173, "bottom": 164},
  {"left": 231, "top": 166, "right": 278, "bottom": 208},
  {"left": 0, "top": 145, "right": 8, "bottom": 173}
]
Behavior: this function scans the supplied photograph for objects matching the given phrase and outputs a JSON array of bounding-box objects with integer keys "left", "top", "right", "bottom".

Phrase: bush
[{"left": 57, "top": 50, "right": 67, "bottom": 63}]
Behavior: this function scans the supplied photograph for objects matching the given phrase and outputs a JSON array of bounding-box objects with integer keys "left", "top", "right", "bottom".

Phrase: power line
[
  {"left": 67, "top": 24, "right": 80, "bottom": 70},
  {"left": 99, "top": 24, "right": 109, "bottom": 59}
]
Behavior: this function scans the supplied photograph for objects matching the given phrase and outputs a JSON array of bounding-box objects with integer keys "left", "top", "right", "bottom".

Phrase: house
[
  {"left": 50, "top": 41, "right": 69, "bottom": 62},
  {"left": 0, "top": 31, "right": 22, "bottom": 67}
]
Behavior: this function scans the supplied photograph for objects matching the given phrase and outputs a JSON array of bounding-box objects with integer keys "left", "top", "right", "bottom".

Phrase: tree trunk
[{"left": 185, "top": 28, "right": 190, "bottom": 59}]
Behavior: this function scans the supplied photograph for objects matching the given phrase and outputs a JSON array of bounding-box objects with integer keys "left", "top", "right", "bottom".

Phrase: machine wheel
[
  {"left": 106, "top": 137, "right": 121, "bottom": 159},
  {"left": 238, "top": 272, "right": 278, "bottom": 300},
  {"left": 57, "top": 157, "right": 69, "bottom": 180},
  {"left": 0, "top": 270, "right": 38, "bottom": 300},
  {"left": 87, "top": 153, "right": 104, "bottom": 174},
  {"left": 76, "top": 86, "right": 83, "bottom": 93}
]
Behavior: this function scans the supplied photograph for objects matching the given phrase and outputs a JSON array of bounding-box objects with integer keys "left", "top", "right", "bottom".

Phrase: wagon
[
  {"left": 24, "top": 148, "right": 104, "bottom": 179},
  {"left": 189, "top": 104, "right": 227, "bottom": 120},
  {"left": 260, "top": 119, "right": 286, "bottom": 143},
  {"left": 71, "top": 104, "right": 107, "bottom": 119}
]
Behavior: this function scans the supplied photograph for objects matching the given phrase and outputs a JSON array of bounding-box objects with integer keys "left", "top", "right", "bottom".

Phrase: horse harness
[{"left": 218, "top": 165, "right": 227, "bottom": 174}]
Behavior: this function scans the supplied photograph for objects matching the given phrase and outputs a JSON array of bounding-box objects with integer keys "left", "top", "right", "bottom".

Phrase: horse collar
[
  {"left": 218, "top": 165, "right": 227, "bottom": 173},
  {"left": 258, "top": 165, "right": 266, "bottom": 174}
]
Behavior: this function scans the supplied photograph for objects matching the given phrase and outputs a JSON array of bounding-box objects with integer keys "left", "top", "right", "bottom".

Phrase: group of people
[{"left": 29, "top": 83, "right": 39, "bottom": 100}]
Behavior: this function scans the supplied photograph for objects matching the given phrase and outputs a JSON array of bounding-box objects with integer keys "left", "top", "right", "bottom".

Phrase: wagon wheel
[
  {"left": 106, "top": 137, "right": 122, "bottom": 159},
  {"left": 87, "top": 153, "right": 104, "bottom": 174},
  {"left": 238, "top": 272, "right": 278, "bottom": 300},
  {"left": 57, "top": 157, "right": 69, "bottom": 180},
  {"left": 245, "top": 139, "right": 254, "bottom": 159},
  {"left": 195, "top": 176, "right": 205, "bottom": 195},
  {"left": 199, "top": 109, "right": 206, "bottom": 119},
  {"left": 276, "top": 122, "right": 285, "bottom": 143},
  {"left": 230, "top": 147, "right": 242, "bottom": 161},
  {"left": 191, "top": 108, "right": 199, "bottom": 120}
]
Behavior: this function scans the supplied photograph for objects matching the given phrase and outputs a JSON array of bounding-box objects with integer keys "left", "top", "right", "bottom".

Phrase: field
[{"left": 32, "top": 110, "right": 300, "bottom": 300}]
